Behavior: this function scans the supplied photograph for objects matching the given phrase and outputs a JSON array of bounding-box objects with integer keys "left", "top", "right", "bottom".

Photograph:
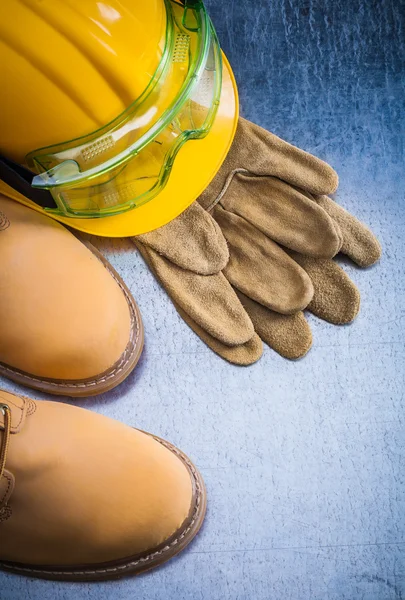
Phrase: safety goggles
[{"left": 1, "top": 0, "right": 222, "bottom": 219}]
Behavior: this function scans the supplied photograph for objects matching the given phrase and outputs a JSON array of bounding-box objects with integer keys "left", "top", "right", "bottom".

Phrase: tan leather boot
[
  {"left": 0, "top": 390, "right": 206, "bottom": 581},
  {"left": 0, "top": 196, "right": 143, "bottom": 396}
]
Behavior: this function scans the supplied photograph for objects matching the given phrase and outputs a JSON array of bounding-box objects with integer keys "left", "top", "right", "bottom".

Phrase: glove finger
[
  {"left": 134, "top": 202, "right": 229, "bottom": 274},
  {"left": 217, "top": 173, "right": 343, "bottom": 258},
  {"left": 199, "top": 117, "right": 338, "bottom": 207},
  {"left": 290, "top": 253, "right": 361, "bottom": 324},
  {"left": 175, "top": 303, "right": 263, "bottom": 366},
  {"left": 314, "top": 195, "right": 382, "bottom": 267},
  {"left": 135, "top": 240, "right": 255, "bottom": 345},
  {"left": 213, "top": 206, "right": 314, "bottom": 314},
  {"left": 234, "top": 290, "right": 312, "bottom": 359}
]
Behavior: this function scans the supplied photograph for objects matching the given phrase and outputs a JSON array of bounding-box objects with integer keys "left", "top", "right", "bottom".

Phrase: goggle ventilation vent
[{"left": 173, "top": 33, "right": 190, "bottom": 63}]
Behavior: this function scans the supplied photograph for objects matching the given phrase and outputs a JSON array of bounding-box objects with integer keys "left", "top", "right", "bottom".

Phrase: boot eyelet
[{"left": 0, "top": 404, "right": 10, "bottom": 416}]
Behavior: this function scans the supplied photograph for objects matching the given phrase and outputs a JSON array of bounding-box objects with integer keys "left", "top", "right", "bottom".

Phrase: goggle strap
[{"left": 0, "top": 156, "right": 56, "bottom": 209}]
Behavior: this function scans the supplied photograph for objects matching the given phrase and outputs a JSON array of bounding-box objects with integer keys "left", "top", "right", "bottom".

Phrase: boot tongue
[
  {"left": 0, "top": 392, "right": 32, "bottom": 513},
  {"left": 0, "top": 209, "right": 10, "bottom": 232}
]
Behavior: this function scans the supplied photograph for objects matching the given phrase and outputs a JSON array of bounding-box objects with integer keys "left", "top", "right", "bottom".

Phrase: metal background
[{"left": 1, "top": 0, "right": 404, "bottom": 598}]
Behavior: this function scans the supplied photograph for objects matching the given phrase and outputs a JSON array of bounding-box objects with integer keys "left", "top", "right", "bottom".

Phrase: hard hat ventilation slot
[{"left": 173, "top": 33, "right": 190, "bottom": 63}]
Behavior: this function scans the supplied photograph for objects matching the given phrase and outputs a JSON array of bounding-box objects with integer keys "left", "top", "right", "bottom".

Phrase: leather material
[
  {"left": 133, "top": 117, "right": 380, "bottom": 364},
  {"left": 0, "top": 391, "right": 194, "bottom": 566},
  {"left": 0, "top": 391, "right": 28, "bottom": 433},
  {"left": 0, "top": 470, "right": 14, "bottom": 511},
  {"left": 0, "top": 196, "right": 132, "bottom": 381}
]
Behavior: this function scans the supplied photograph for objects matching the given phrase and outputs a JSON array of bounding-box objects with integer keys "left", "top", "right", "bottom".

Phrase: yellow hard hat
[{"left": 0, "top": 0, "right": 238, "bottom": 236}]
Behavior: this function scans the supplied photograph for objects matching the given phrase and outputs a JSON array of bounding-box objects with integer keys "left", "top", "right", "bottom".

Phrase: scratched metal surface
[{"left": 1, "top": 0, "right": 404, "bottom": 598}]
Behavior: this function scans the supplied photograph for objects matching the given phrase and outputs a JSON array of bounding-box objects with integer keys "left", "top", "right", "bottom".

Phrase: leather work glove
[{"left": 132, "top": 118, "right": 381, "bottom": 365}]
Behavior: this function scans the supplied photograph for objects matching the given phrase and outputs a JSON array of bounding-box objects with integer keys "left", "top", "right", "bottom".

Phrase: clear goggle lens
[{"left": 26, "top": 0, "right": 222, "bottom": 219}]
